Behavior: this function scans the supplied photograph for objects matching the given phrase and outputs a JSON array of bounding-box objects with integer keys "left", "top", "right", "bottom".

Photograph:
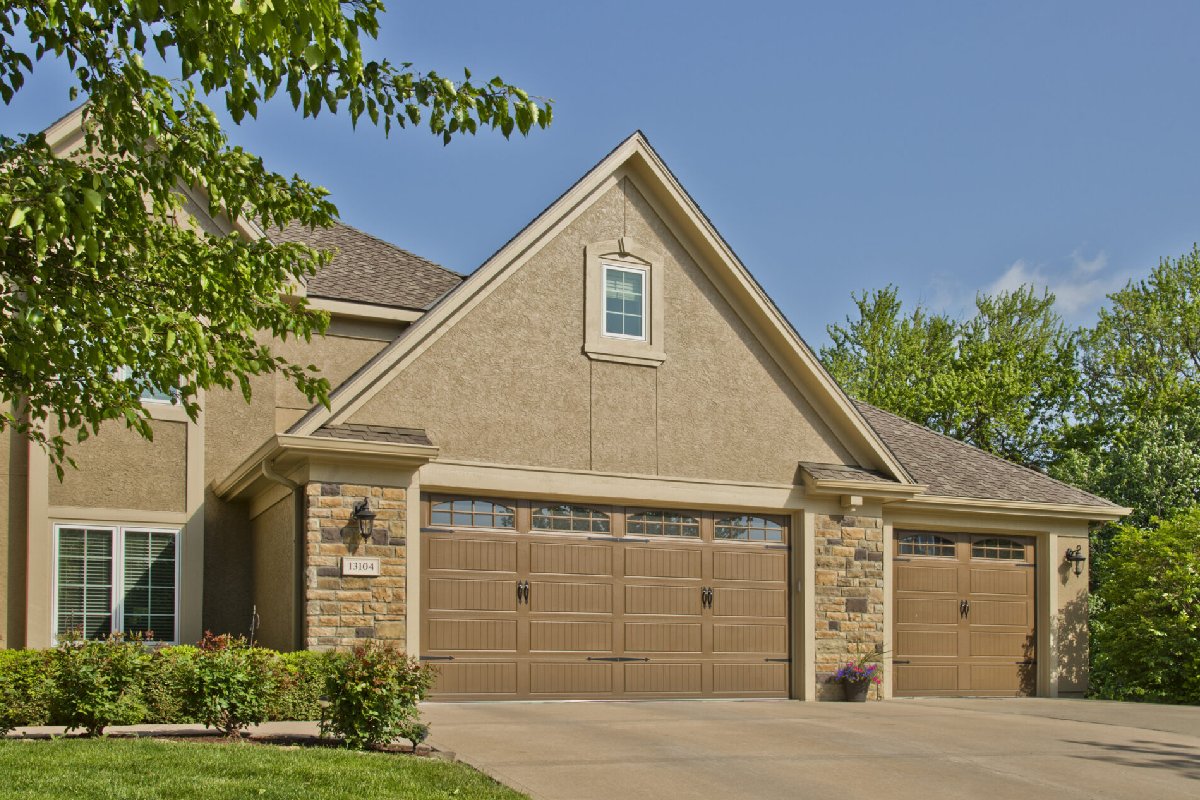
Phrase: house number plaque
[{"left": 341, "top": 557, "right": 381, "bottom": 577}]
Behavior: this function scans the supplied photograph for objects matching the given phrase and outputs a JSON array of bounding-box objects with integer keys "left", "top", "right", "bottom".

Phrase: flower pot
[{"left": 843, "top": 680, "right": 870, "bottom": 702}]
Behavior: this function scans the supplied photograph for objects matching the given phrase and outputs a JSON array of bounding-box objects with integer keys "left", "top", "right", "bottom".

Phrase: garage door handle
[
  {"left": 516, "top": 580, "right": 529, "bottom": 604},
  {"left": 959, "top": 599, "right": 970, "bottom": 617},
  {"left": 701, "top": 587, "right": 713, "bottom": 608}
]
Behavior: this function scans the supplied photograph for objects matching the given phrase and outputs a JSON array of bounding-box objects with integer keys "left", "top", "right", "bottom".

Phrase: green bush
[
  {"left": 0, "top": 649, "right": 53, "bottom": 732},
  {"left": 142, "top": 645, "right": 200, "bottom": 724},
  {"left": 319, "top": 643, "right": 434, "bottom": 750},
  {"left": 48, "top": 633, "right": 150, "bottom": 736},
  {"left": 1091, "top": 506, "right": 1200, "bottom": 704},
  {"left": 269, "top": 650, "right": 338, "bottom": 721},
  {"left": 181, "top": 633, "right": 281, "bottom": 736}
]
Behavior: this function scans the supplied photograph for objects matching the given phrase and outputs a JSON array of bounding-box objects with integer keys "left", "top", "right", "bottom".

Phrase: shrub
[
  {"left": 181, "top": 633, "right": 281, "bottom": 736},
  {"left": 1091, "top": 507, "right": 1200, "bottom": 704},
  {"left": 269, "top": 651, "right": 339, "bottom": 721},
  {"left": 47, "top": 632, "right": 149, "bottom": 736},
  {"left": 142, "top": 645, "right": 200, "bottom": 724},
  {"left": 319, "top": 643, "right": 434, "bottom": 750},
  {"left": 0, "top": 650, "right": 53, "bottom": 733}
]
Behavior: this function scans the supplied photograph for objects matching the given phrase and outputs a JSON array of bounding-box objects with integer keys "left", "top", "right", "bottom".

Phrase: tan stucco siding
[
  {"left": 49, "top": 421, "right": 187, "bottom": 512},
  {"left": 349, "top": 178, "right": 853, "bottom": 483},
  {"left": 251, "top": 495, "right": 296, "bottom": 652},
  {"left": 273, "top": 333, "right": 389, "bottom": 418},
  {"left": 1056, "top": 533, "right": 1089, "bottom": 694}
]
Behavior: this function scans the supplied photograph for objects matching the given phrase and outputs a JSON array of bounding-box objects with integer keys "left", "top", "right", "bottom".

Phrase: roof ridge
[{"left": 852, "top": 399, "right": 1119, "bottom": 508}]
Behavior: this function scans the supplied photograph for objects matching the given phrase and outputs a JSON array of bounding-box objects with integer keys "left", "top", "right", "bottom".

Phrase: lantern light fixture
[{"left": 352, "top": 498, "right": 377, "bottom": 543}]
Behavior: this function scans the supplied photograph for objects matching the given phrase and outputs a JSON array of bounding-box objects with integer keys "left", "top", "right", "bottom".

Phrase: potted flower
[{"left": 832, "top": 654, "right": 883, "bottom": 701}]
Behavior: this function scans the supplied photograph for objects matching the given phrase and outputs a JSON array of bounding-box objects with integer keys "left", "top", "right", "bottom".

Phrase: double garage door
[
  {"left": 893, "top": 531, "right": 1037, "bottom": 696},
  {"left": 420, "top": 498, "right": 790, "bottom": 700}
]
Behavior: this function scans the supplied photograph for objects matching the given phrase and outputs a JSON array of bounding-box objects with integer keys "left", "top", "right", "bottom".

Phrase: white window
[
  {"left": 54, "top": 524, "right": 180, "bottom": 643},
  {"left": 114, "top": 365, "right": 179, "bottom": 404},
  {"left": 602, "top": 264, "right": 647, "bottom": 340}
]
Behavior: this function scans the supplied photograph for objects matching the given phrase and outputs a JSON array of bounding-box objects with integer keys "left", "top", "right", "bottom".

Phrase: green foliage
[
  {"left": 47, "top": 632, "right": 150, "bottom": 736},
  {"left": 141, "top": 644, "right": 200, "bottom": 724},
  {"left": 319, "top": 643, "right": 434, "bottom": 750},
  {"left": 269, "top": 650, "right": 340, "bottom": 721},
  {"left": 0, "top": 1, "right": 550, "bottom": 472},
  {"left": 0, "top": 649, "right": 53, "bottom": 732},
  {"left": 821, "top": 284, "right": 1077, "bottom": 469},
  {"left": 1090, "top": 507, "right": 1200, "bottom": 703},
  {"left": 181, "top": 633, "right": 280, "bottom": 736}
]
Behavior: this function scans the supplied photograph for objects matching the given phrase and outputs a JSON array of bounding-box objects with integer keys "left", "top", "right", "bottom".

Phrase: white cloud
[{"left": 982, "top": 248, "right": 1130, "bottom": 320}]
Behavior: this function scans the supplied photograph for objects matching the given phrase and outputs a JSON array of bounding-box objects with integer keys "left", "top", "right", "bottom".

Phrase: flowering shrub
[
  {"left": 832, "top": 654, "right": 883, "bottom": 685},
  {"left": 48, "top": 631, "right": 150, "bottom": 736},
  {"left": 181, "top": 632, "right": 280, "bottom": 736},
  {"left": 319, "top": 643, "right": 435, "bottom": 750}
]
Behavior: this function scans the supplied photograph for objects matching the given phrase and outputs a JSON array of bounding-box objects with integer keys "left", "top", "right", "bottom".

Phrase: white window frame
[
  {"left": 51, "top": 523, "right": 182, "bottom": 645},
  {"left": 113, "top": 365, "right": 180, "bottom": 405},
  {"left": 601, "top": 263, "right": 648, "bottom": 342}
]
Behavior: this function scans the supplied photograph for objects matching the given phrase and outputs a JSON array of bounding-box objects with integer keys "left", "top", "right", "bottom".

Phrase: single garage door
[
  {"left": 420, "top": 496, "right": 790, "bottom": 700},
  {"left": 892, "top": 531, "right": 1036, "bottom": 696}
]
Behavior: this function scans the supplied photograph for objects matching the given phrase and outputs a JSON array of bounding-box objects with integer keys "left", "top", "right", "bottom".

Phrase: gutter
[{"left": 260, "top": 457, "right": 306, "bottom": 651}]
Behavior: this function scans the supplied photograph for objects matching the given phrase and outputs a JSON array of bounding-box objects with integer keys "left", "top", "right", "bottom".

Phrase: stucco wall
[
  {"left": 349, "top": 177, "right": 854, "bottom": 483},
  {"left": 1056, "top": 533, "right": 1090, "bottom": 695},
  {"left": 273, "top": 333, "right": 389, "bottom": 417},
  {"left": 251, "top": 495, "right": 296, "bottom": 652},
  {"left": 49, "top": 421, "right": 187, "bottom": 511}
]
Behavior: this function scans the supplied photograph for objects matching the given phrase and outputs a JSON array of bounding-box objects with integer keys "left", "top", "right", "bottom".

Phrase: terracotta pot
[{"left": 843, "top": 680, "right": 870, "bottom": 702}]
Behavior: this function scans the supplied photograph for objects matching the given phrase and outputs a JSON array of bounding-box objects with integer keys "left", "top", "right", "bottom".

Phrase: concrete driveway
[{"left": 422, "top": 698, "right": 1200, "bottom": 800}]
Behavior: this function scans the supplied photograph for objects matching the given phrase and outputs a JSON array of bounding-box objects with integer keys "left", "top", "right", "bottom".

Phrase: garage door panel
[
  {"left": 531, "top": 581, "right": 612, "bottom": 614},
  {"left": 530, "top": 662, "right": 613, "bottom": 694},
  {"left": 895, "top": 664, "right": 958, "bottom": 693},
  {"left": 530, "top": 620, "right": 613, "bottom": 652},
  {"left": 712, "top": 663, "right": 787, "bottom": 694},
  {"left": 970, "top": 568, "right": 1028, "bottom": 596},
  {"left": 626, "top": 584, "right": 701, "bottom": 616},
  {"left": 530, "top": 542, "right": 612, "bottom": 576},
  {"left": 428, "top": 578, "right": 517, "bottom": 612},
  {"left": 895, "top": 564, "right": 958, "bottom": 593},
  {"left": 624, "top": 662, "right": 702, "bottom": 694},
  {"left": 625, "top": 622, "right": 702, "bottom": 653},
  {"left": 427, "top": 619, "right": 517, "bottom": 652},
  {"left": 713, "top": 587, "right": 786, "bottom": 618},
  {"left": 896, "top": 630, "right": 957, "bottom": 658},
  {"left": 624, "top": 547, "right": 701, "bottom": 579},
  {"left": 970, "top": 664, "right": 1033, "bottom": 694},
  {"left": 432, "top": 662, "right": 518, "bottom": 695},
  {"left": 712, "top": 551, "right": 786, "bottom": 582},
  {"left": 428, "top": 538, "right": 517, "bottom": 573},
  {"left": 970, "top": 599, "right": 1029, "bottom": 626},
  {"left": 970, "top": 631, "right": 1033, "bottom": 658},
  {"left": 712, "top": 623, "right": 786, "bottom": 653},
  {"left": 896, "top": 597, "right": 958, "bottom": 625}
]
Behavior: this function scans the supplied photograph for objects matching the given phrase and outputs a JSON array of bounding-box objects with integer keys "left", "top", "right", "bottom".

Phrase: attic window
[{"left": 584, "top": 238, "right": 665, "bottom": 367}]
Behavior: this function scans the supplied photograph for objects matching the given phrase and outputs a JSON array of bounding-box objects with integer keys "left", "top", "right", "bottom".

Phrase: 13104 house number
[{"left": 341, "top": 557, "right": 381, "bottom": 577}]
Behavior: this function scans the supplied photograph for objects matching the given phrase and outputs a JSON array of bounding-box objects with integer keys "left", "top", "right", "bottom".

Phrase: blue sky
[{"left": 5, "top": 1, "right": 1200, "bottom": 347}]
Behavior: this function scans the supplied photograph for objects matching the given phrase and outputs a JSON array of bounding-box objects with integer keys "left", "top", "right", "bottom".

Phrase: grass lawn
[{"left": 0, "top": 738, "right": 526, "bottom": 799}]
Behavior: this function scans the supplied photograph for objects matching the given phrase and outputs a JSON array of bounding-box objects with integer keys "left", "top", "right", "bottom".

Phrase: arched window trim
[
  {"left": 627, "top": 509, "right": 700, "bottom": 538},
  {"left": 714, "top": 514, "right": 785, "bottom": 543},
  {"left": 430, "top": 497, "right": 516, "bottom": 530},
  {"left": 531, "top": 504, "right": 611, "bottom": 534},
  {"left": 898, "top": 533, "right": 956, "bottom": 558}
]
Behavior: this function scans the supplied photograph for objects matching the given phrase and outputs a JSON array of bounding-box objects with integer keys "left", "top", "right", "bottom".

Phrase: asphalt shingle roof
[
  {"left": 311, "top": 423, "right": 433, "bottom": 447},
  {"left": 271, "top": 222, "right": 462, "bottom": 311},
  {"left": 853, "top": 400, "right": 1120, "bottom": 508},
  {"left": 799, "top": 462, "right": 897, "bottom": 484}
]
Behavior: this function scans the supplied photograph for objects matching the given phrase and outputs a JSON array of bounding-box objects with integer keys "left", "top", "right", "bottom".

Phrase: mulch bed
[{"left": 6, "top": 730, "right": 451, "bottom": 759}]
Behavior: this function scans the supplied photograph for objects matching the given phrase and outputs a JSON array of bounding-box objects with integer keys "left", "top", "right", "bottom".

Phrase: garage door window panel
[
  {"left": 431, "top": 497, "right": 515, "bottom": 530},
  {"left": 898, "top": 533, "right": 956, "bottom": 558},
  {"left": 627, "top": 510, "right": 700, "bottom": 538},
  {"left": 971, "top": 538, "right": 1026, "bottom": 560},
  {"left": 715, "top": 515, "right": 785, "bottom": 543},
  {"left": 532, "top": 504, "right": 611, "bottom": 534}
]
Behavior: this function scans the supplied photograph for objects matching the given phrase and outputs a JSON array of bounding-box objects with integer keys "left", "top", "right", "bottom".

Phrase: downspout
[{"left": 261, "top": 458, "right": 306, "bottom": 651}]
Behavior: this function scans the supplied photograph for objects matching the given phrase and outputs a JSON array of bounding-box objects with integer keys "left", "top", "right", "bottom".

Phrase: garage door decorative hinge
[
  {"left": 419, "top": 655, "right": 455, "bottom": 661},
  {"left": 763, "top": 658, "right": 790, "bottom": 663},
  {"left": 586, "top": 656, "right": 650, "bottom": 662}
]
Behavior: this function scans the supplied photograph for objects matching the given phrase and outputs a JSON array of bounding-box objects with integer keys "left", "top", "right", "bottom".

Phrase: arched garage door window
[{"left": 897, "top": 533, "right": 955, "bottom": 557}]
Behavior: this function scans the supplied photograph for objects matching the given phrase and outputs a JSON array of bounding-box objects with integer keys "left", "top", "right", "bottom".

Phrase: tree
[
  {"left": 0, "top": 1, "right": 551, "bottom": 473},
  {"left": 821, "top": 284, "right": 1077, "bottom": 469},
  {"left": 1055, "top": 248, "right": 1200, "bottom": 524},
  {"left": 1089, "top": 506, "right": 1200, "bottom": 704}
]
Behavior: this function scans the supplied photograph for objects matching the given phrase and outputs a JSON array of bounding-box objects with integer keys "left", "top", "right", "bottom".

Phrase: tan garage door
[
  {"left": 893, "top": 531, "right": 1036, "bottom": 696},
  {"left": 420, "top": 497, "right": 790, "bottom": 700}
]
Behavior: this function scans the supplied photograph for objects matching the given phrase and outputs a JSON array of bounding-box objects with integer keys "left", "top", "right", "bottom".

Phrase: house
[{"left": 0, "top": 110, "right": 1128, "bottom": 700}]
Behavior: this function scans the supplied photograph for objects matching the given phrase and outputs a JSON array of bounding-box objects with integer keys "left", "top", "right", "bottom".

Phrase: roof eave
[{"left": 894, "top": 494, "right": 1131, "bottom": 522}]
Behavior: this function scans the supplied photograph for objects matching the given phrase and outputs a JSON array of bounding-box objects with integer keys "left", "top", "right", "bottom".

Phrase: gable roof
[
  {"left": 272, "top": 221, "right": 462, "bottom": 311},
  {"left": 853, "top": 400, "right": 1121, "bottom": 509},
  {"left": 284, "top": 132, "right": 915, "bottom": 483},
  {"left": 311, "top": 422, "right": 433, "bottom": 446}
]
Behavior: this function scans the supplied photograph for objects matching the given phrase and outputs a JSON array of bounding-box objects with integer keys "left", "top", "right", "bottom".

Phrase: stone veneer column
[
  {"left": 813, "top": 512, "right": 885, "bottom": 699},
  {"left": 303, "top": 482, "right": 407, "bottom": 651}
]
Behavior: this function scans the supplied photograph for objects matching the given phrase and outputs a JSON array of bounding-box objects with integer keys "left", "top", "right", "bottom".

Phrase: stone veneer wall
[
  {"left": 814, "top": 512, "right": 885, "bottom": 699},
  {"left": 304, "top": 482, "right": 407, "bottom": 650}
]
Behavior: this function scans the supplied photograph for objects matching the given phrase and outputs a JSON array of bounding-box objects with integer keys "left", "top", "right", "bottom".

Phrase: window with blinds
[{"left": 54, "top": 525, "right": 179, "bottom": 642}]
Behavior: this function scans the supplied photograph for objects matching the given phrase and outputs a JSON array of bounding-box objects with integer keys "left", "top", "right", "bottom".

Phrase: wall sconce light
[
  {"left": 351, "top": 498, "right": 377, "bottom": 543},
  {"left": 1064, "top": 545, "right": 1087, "bottom": 577}
]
